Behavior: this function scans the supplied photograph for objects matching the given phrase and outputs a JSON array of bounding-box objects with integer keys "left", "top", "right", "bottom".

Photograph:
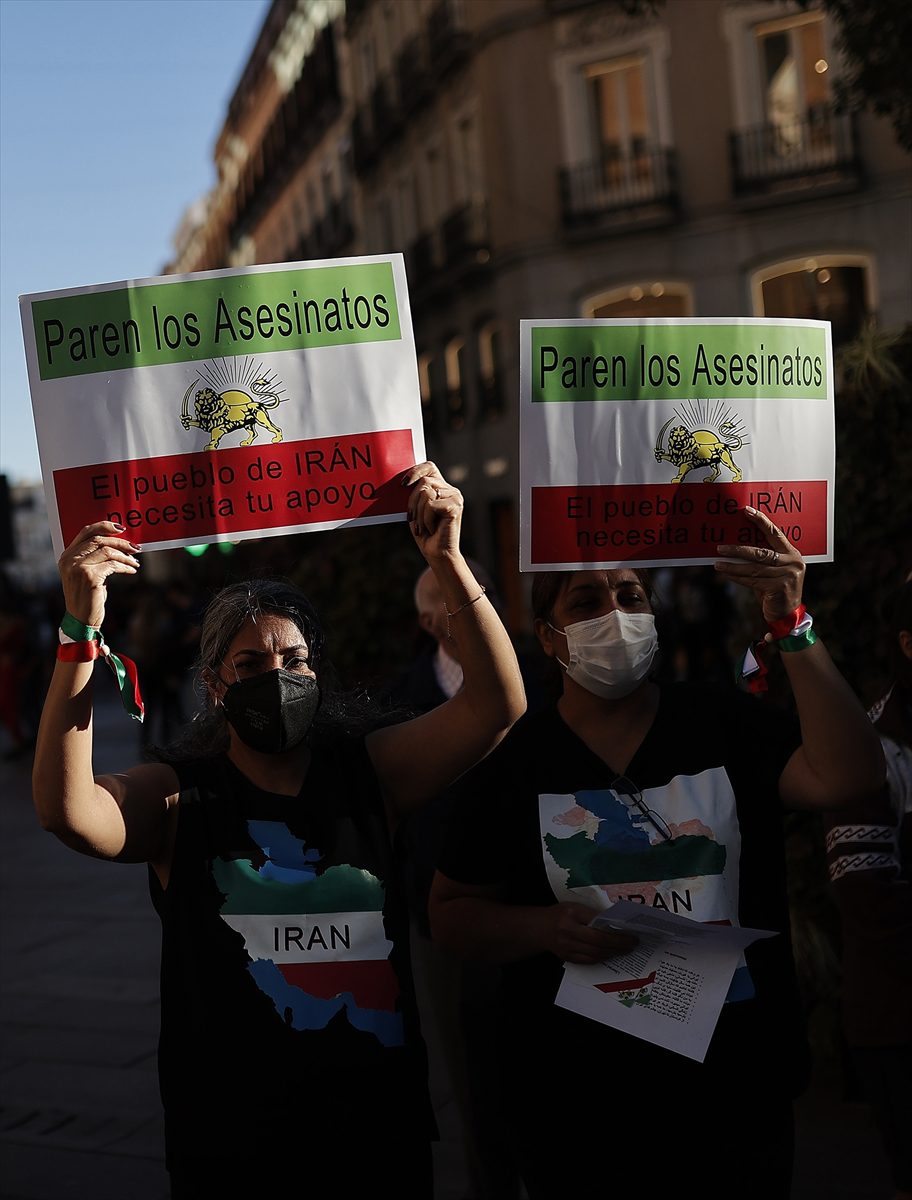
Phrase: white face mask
[{"left": 551, "top": 610, "right": 658, "bottom": 699}]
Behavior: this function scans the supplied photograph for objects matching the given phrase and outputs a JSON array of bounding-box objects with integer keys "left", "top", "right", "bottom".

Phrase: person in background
[
  {"left": 430, "top": 507, "right": 885, "bottom": 1200},
  {"left": 384, "top": 557, "right": 523, "bottom": 1200},
  {"left": 824, "top": 577, "right": 912, "bottom": 1200},
  {"left": 0, "top": 576, "right": 42, "bottom": 760},
  {"left": 32, "top": 462, "right": 525, "bottom": 1199}
]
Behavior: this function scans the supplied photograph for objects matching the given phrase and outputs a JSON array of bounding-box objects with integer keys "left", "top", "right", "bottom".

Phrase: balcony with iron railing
[
  {"left": 295, "top": 229, "right": 321, "bottom": 262},
  {"left": 229, "top": 25, "right": 341, "bottom": 243},
  {"left": 396, "top": 33, "right": 432, "bottom": 112},
  {"left": 478, "top": 373, "right": 505, "bottom": 422},
  {"left": 446, "top": 387, "right": 467, "bottom": 432},
  {"left": 730, "top": 106, "right": 861, "bottom": 202},
  {"left": 407, "top": 230, "right": 441, "bottom": 287},
  {"left": 315, "top": 196, "right": 354, "bottom": 257},
  {"left": 404, "top": 200, "right": 490, "bottom": 298},
  {"left": 441, "top": 198, "right": 490, "bottom": 270},
  {"left": 560, "top": 145, "right": 679, "bottom": 233},
  {"left": 351, "top": 106, "right": 378, "bottom": 174},
  {"left": 428, "top": 0, "right": 470, "bottom": 78},
  {"left": 370, "top": 75, "right": 401, "bottom": 148}
]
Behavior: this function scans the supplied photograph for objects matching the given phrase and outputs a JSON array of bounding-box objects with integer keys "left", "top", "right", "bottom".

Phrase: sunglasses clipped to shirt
[{"left": 610, "top": 775, "right": 673, "bottom": 842}]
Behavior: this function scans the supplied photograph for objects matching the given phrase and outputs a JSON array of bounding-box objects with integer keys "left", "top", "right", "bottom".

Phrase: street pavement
[{"left": 0, "top": 695, "right": 891, "bottom": 1199}]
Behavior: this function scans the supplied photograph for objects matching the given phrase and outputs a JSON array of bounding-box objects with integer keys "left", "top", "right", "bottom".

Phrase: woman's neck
[
  {"left": 227, "top": 740, "right": 312, "bottom": 796},
  {"left": 557, "top": 678, "right": 660, "bottom": 776}
]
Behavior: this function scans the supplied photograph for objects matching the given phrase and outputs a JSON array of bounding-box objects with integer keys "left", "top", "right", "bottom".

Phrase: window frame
[
  {"left": 580, "top": 281, "right": 694, "bottom": 319},
  {"left": 750, "top": 253, "right": 877, "bottom": 319}
]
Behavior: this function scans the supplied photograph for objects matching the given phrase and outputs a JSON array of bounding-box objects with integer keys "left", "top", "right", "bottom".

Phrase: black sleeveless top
[{"left": 149, "top": 740, "right": 435, "bottom": 1171}]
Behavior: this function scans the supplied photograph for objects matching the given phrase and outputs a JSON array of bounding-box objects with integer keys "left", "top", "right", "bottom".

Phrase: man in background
[{"left": 384, "top": 559, "right": 524, "bottom": 1200}]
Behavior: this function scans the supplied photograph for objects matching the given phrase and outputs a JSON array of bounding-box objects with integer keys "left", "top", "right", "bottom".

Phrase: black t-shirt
[
  {"left": 438, "top": 683, "right": 809, "bottom": 1100},
  {"left": 150, "top": 741, "right": 435, "bottom": 1171}
]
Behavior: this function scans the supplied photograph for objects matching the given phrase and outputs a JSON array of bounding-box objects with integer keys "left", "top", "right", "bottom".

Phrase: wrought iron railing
[
  {"left": 428, "top": 0, "right": 470, "bottom": 76},
  {"left": 441, "top": 198, "right": 489, "bottom": 268},
  {"left": 730, "top": 107, "right": 859, "bottom": 197},
  {"left": 396, "top": 34, "right": 432, "bottom": 110},
  {"left": 560, "top": 146, "right": 678, "bottom": 225}
]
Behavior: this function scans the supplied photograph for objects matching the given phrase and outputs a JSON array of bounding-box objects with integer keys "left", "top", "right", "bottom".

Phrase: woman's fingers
[
  {"left": 66, "top": 539, "right": 141, "bottom": 577},
  {"left": 549, "top": 903, "right": 637, "bottom": 963},
  {"left": 402, "top": 462, "right": 463, "bottom": 540},
  {"left": 59, "top": 522, "right": 142, "bottom": 626},
  {"left": 61, "top": 522, "right": 141, "bottom": 565},
  {"left": 714, "top": 508, "right": 805, "bottom": 620},
  {"left": 716, "top": 507, "right": 799, "bottom": 563}
]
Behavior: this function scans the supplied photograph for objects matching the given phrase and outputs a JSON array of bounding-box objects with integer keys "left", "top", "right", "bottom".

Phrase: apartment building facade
[{"left": 168, "top": 0, "right": 911, "bottom": 621}]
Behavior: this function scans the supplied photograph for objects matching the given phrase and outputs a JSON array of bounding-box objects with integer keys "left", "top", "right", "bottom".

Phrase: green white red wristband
[
  {"left": 738, "top": 604, "right": 817, "bottom": 692},
  {"left": 56, "top": 612, "right": 145, "bottom": 722},
  {"left": 767, "top": 604, "right": 817, "bottom": 652}
]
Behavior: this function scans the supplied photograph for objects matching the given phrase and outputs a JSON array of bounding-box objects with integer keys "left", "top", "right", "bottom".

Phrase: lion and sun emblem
[
  {"left": 181, "top": 358, "right": 288, "bottom": 451},
  {"left": 654, "top": 400, "right": 749, "bottom": 483}
]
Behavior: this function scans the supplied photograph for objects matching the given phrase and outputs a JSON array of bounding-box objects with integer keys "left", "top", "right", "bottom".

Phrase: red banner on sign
[
  {"left": 54, "top": 429, "right": 416, "bottom": 546},
  {"left": 530, "top": 480, "right": 828, "bottom": 565}
]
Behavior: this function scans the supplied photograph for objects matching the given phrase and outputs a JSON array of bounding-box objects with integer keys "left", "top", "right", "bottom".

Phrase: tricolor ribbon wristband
[
  {"left": 738, "top": 607, "right": 818, "bottom": 693},
  {"left": 57, "top": 613, "right": 144, "bottom": 722},
  {"left": 766, "top": 604, "right": 813, "bottom": 640}
]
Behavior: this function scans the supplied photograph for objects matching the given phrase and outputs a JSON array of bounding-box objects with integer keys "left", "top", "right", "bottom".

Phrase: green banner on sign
[
  {"left": 531, "top": 323, "right": 829, "bottom": 403},
  {"left": 33, "top": 261, "right": 401, "bottom": 380}
]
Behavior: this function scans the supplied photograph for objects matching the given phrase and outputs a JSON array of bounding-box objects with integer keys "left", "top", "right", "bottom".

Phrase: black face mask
[{"left": 221, "top": 669, "right": 321, "bottom": 754}]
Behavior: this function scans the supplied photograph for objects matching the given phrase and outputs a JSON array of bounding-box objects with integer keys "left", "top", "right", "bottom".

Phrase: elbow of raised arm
[
  {"left": 34, "top": 801, "right": 68, "bottom": 837},
  {"left": 487, "top": 675, "right": 528, "bottom": 733},
  {"left": 501, "top": 687, "right": 527, "bottom": 730},
  {"left": 820, "top": 738, "right": 888, "bottom": 808},
  {"left": 846, "top": 732, "right": 888, "bottom": 799}
]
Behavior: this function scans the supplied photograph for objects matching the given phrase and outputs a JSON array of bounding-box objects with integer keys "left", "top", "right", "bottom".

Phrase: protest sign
[
  {"left": 519, "top": 317, "right": 834, "bottom": 571},
  {"left": 20, "top": 255, "right": 425, "bottom": 555}
]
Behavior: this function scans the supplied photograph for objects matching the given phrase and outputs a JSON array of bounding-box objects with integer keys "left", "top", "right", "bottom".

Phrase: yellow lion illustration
[
  {"left": 654, "top": 418, "right": 743, "bottom": 483},
  {"left": 180, "top": 378, "right": 283, "bottom": 451}
]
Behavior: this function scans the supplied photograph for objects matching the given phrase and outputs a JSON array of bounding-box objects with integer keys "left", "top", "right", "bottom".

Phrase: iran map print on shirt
[
  {"left": 211, "top": 819, "right": 404, "bottom": 1046},
  {"left": 541, "top": 766, "right": 753, "bottom": 1000}
]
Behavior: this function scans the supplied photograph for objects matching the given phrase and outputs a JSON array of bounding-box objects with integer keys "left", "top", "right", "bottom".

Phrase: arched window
[
  {"left": 477, "top": 319, "right": 505, "bottom": 422},
  {"left": 417, "top": 351, "right": 438, "bottom": 435},
  {"left": 751, "top": 254, "right": 874, "bottom": 345},
  {"left": 582, "top": 281, "right": 692, "bottom": 319},
  {"left": 444, "top": 336, "right": 467, "bottom": 432}
]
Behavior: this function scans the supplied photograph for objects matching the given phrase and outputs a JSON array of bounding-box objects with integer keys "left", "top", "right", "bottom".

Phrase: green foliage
[
  {"left": 783, "top": 325, "right": 910, "bottom": 1076},
  {"left": 808, "top": 324, "right": 912, "bottom": 700},
  {"left": 817, "top": 0, "right": 912, "bottom": 151}
]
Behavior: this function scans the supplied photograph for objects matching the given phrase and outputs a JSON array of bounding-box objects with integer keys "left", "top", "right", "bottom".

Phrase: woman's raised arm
[
  {"left": 714, "top": 508, "right": 885, "bottom": 808},
  {"left": 366, "top": 463, "right": 526, "bottom": 815},
  {"left": 32, "top": 521, "right": 178, "bottom": 862}
]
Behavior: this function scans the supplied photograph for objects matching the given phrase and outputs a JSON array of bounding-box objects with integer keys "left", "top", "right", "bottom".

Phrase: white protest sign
[
  {"left": 519, "top": 317, "right": 834, "bottom": 571},
  {"left": 20, "top": 254, "right": 425, "bottom": 556}
]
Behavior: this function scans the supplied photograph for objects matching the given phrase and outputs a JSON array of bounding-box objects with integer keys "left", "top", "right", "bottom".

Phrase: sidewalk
[
  {"left": 0, "top": 697, "right": 470, "bottom": 1200},
  {"left": 0, "top": 696, "right": 891, "bottom": 1199}
]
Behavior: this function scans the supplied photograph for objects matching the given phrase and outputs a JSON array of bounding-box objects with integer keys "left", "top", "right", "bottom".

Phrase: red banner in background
[
  {"left": 530, "top": 480, "right": 828, "bottom": 565},
  {"left": 54, "top": 429, "right": 415, "bottom": 546}
]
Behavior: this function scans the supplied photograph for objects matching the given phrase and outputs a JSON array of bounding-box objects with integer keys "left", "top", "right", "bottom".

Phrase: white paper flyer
[{"left": 556, "top": 900, "right": 776, "bottom": 1062}]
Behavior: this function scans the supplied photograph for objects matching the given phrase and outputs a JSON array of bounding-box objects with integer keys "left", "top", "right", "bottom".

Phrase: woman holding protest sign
[
  {"left": 430, "top": 507, "right": 884, "bottom": 1200},
  {"left": 32, "top": 461, "right": 525, "bottom": 1198}
]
